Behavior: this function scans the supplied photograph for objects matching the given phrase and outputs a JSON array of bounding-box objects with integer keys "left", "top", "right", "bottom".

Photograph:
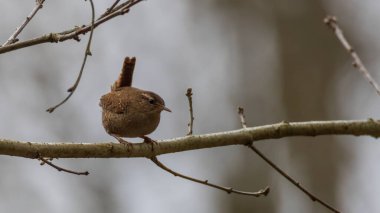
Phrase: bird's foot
[
  {"left": 141, "top": 136, "right": 158, "bottom": 152},
  {"left": 112, "top": 135, "right": 133, "bottom": 151}
]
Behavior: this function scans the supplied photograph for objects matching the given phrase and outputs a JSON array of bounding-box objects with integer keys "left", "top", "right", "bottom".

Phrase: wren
[{"left": 100, "top": 57, "right": 171, "bottom": 147}]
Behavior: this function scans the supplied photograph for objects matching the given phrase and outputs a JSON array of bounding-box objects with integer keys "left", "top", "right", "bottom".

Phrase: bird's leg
[
  {"left": 112, "top": 135, "right": 133, "bottom": 151},
  {"left": 141, "top": 136, "right": 158, "bottom": 151}
]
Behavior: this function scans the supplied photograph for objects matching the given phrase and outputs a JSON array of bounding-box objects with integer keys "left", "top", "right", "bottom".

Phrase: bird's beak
[{"left": 163, "top": 106, "right": 172, "bottom": 112}]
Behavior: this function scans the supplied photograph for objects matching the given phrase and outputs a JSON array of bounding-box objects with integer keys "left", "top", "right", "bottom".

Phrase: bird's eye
[{"left": 148, "top": 99, "right": 155, "bottom": 104}]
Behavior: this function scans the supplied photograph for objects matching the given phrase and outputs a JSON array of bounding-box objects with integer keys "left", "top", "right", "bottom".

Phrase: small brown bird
[{"left": 100, "top": 57, "right": 171, "bottom": 147}]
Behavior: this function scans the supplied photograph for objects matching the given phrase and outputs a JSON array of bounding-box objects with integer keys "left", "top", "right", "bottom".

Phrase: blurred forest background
[{"left": 1, "top": 1, "right": 380, "bottom": 213}]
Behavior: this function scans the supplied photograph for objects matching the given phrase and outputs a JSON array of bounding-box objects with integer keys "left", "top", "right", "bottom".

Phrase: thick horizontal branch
[{"left": 1, "top": 119, "right": 379, "bottom": 159}]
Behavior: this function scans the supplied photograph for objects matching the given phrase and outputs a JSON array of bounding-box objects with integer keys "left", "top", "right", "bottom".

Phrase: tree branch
[
  {"left": 38, "top": 156, "right": 89, "bottom": 176},
  {"left": 2, "top": 0, "right": 46, "bottom": 46},
  {"left": 238, "top": 107, "right": 340, "bottom": 212},
  {"left": 46, "top": 0, "right": 96, "bottom": 113},
  {"left": 151, "top": 156, "right": 269, "bottom": 197},
  {"left": 324, "top": 15, "right": 380, "bottom": 96},
  {"left": 99, "top": 0, "right": 121, "bottom": 19},
  {"left": 186, "top": 88, "right": 194, "bottom": 135},
  {"left": 247, "top": 144, "right": 339, "bottom": 212},
  {"left": 0, "top": 120, "right": 379, "bottom": 159},
  {"left": 0, "top": 0, "right": 143, "bottom": 54}
]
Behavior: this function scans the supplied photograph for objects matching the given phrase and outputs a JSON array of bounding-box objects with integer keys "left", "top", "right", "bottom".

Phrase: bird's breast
[{"left": 102, "top": 110, "right": 161, "bottom": 138}]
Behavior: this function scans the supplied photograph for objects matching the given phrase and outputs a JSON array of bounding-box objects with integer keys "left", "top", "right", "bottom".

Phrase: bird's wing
[{"left": 99, "top": 91, "right": 129, "bottom": 114}]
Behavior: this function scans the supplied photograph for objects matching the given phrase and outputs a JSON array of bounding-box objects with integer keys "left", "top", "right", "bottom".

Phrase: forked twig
[
  {"left": 324, "top": 15, "right": 380, "bottom": 96},
  {"left": 2, "top": 0, "right": 46, "bottom": 46},
  {"left": 38, "top": 157, "right": 89, "bottom": 176},
  {"left": 186, "top": 88, "right": 194, "bottom": 135},
  {"left": 150, "top": 156, "right": 269, "bottom": 197},
  {"left": 46, "top": 0, "right": 96, "bottom": 113},
  {"left": 237, "top": 107, "right": 340, "bottom": 213}
]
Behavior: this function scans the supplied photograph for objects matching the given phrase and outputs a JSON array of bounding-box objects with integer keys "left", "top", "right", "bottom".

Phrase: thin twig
[
  {"left": 2, "top": 0, "right": 46, "bottom": 46},
  {"left": 247, "top": 144, "right": 340, "bottom": 213},
  {"left": 99, "top": 0, "right": 121, "bottom": 19},
  {"left": 38, "top": 157, "right": 89, "bottom": 176},
  {"left": 324, "top": 15, "right": 380, "bottom": 96},
  {"left": 237, "top": 107, "right": 340, "bottom": 213},
  {"left": 46, "top": 0, "right": 96, "bottom": 113},
  {"left": 99, "top": 0, "right": 143, "bottom": 20},
  {"left": 237, "top": 107, "right": 247, "bottom": 128},
  {"left": 150, "top": 156, "right": 269, "bottom": 197},
  {"left": 186, "top": 88, "right": 194, "bottom": 135}
]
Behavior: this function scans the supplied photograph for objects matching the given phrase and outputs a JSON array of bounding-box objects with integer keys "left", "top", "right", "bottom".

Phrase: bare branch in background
[
  {"left": 38, "top": 156, "right": 89, "bottom": 176},
  {"left": 186, "top": 88, "right": 194, "bottom": 135},
  {"left": 0, "top": 0, "right": 144, "bottom": 54},
  {"left": 46, "top": 0, "right": 96, "bottom": 113},
  {"left": 324, "top": 15, "right": 380, "bottom": 96},
  {"left": 237, "top": 107, "right": 340, "bottom": 213},
  {"left": 2, "top": 0, "right": 46, "bottom": 46},
  {"left": 151, "top": 157, "right": 269, "bottom": 197}
]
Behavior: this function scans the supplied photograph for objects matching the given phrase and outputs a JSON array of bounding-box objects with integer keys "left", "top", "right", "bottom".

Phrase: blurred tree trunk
[
  {"left": 200, "top": 1, "right": 281, "bottom": 212},
  {"left": 191, "top": 0, "right": 349, "bottom": 212},
  {"left": 274, "top": 1, "right": 348, "bottom": 212}
]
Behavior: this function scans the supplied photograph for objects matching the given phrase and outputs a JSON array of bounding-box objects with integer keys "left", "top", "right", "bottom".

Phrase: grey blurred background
[{"left": 1, "top": 0, "right": 380, "bottom": 213}]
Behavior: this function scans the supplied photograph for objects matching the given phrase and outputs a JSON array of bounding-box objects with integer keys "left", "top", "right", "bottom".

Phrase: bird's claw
[
  {"left": 141, "top": 136, "right": 157, "bottom": 151},
  {"left": 113, "top": 135, "right": 133, "bottom": 151}
]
